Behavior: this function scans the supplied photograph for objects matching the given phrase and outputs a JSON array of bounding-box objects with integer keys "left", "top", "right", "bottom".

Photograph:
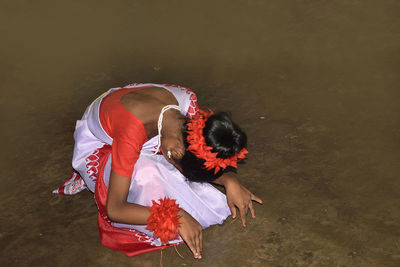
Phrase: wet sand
[{"left": 1, "top": 1, "right": 399, "bottom": 266}]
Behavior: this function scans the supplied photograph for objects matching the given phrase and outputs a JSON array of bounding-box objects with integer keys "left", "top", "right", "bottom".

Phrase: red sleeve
[
  {"left": 110, "top": 112, "right": 148, "bottom": 178},
  {"left": 99, "top": 87, "right": 150, "bottom": 178}
]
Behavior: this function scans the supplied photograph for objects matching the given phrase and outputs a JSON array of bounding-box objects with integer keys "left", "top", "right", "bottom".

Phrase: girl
[{"left": 54, "top": 83, "right": 262, "bottom": 259}]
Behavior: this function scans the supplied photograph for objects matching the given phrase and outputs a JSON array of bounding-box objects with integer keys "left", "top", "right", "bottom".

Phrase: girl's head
[{"left": 180, "top": 111, "right": 247, "bottom": 182}]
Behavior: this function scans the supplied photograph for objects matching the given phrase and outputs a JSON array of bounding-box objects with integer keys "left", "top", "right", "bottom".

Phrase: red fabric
[
  {"left": 93, "top": 145, "right": 172, "bottom": 256},
  {"left": 52, "top": 172, "right": 86, "bottom": 195},
  {"left": 99, "top": 87, "right": 150, "bottom": 178}
]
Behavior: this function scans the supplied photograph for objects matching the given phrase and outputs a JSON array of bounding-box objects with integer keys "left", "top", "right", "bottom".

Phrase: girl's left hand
[{"left": 224, "top": 177, "right": 263, "bottom": 227}]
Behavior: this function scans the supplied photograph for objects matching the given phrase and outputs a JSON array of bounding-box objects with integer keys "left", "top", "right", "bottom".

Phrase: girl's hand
[
  {"left": 224, "top": 177, "right": 263, "bottom": 227},
  {"left": 178, "top": 209, "right": 203, "bottom": 259}
]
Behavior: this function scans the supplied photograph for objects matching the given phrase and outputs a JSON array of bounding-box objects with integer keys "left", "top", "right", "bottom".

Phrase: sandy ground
[{"left": 1, "top": 1, "right": 399, "bottom": 266}]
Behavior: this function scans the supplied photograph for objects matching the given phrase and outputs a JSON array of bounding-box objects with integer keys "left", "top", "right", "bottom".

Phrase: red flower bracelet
[{"left": 146, "top": 197, "right": 182, "bottom": 244}]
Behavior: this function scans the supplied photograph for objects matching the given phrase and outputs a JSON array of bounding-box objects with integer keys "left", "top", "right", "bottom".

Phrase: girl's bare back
[{"left": 120, "top": 87, "right": 180, "bottom": 138}]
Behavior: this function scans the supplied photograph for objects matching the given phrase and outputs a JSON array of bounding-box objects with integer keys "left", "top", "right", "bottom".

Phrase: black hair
[{"left": 180, "top": 112, "right": 247, "bottom": 183}]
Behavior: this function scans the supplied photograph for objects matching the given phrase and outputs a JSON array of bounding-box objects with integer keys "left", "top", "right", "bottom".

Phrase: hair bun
[
  {"left": 181, "top": 111, "right": 247, "bottom": 182},
  {"left": 204, "top": 112, "right": 247, "bottom": 159}
]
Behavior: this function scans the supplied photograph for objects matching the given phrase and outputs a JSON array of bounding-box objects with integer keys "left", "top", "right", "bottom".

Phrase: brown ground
[{"left": 1, "top": 1, "right": 399, "bottom": 266}]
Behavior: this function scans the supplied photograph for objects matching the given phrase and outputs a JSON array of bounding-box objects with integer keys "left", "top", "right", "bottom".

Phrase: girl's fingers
[
  {"left": 228, "top": 202, "right": 237, "bottom": 219},
  {"left": 251, "top": 193, "right": 263, "bottom": 204},
  {"left": 194, "top": 235, "right": 202, "bottom": 259},
  {"left": 186, "top": 239, "right": 198, "bottom": 258},
  {"left": 239, "top": 204, "right": 249, "bottom": 227},
  {"left": 249, "top": 201, "right": 256, "bottom": 219},
  {"left": 199, "top": 232, "right": 203, "bottom": 252},
  {"left": 174, "top": 151, "right": 181, "bottom": 159},
  {"left": 174, "top": 147, "right": 185, "bottom": 160}
]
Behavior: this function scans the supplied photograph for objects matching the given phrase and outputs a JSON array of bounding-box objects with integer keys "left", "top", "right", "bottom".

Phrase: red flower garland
[
  {"left": 146, "top": 197, "right": 182, "bottom": 244},
  {"left": 186, "top": 110, "right": 248, "bottom": 174}
]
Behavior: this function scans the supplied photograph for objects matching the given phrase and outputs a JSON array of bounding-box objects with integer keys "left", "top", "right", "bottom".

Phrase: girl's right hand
[{"left": 178, "top": 209, "right": 203, "bottom": 259}]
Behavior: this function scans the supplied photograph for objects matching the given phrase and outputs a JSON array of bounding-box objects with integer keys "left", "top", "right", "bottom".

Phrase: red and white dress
[{"left": 54, "top": 83, "right": 231, "bottom": 256}]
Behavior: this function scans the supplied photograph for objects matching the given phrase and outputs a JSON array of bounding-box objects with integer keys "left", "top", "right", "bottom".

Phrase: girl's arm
[
  {"left": 213, "top": 173, "right": 263, "bottom": 227},
  {"left": 106, "top": 170, "right": 150, "bottom": 224},
  {"left": 106, "top": 169, "right": 203, "bottom": 259}
]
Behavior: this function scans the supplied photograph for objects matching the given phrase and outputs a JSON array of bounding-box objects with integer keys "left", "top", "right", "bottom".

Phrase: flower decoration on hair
[
  {"left": 146, "top": 197, "right": 181, "bottom": 244},
  {"left": 186, "top": 109, "right": 248, "bottom": 174}
]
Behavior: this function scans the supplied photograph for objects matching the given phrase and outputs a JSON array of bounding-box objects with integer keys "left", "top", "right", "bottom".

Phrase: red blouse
[{"left": 99, "top": 87, "right": 151, "bottom": 178}]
